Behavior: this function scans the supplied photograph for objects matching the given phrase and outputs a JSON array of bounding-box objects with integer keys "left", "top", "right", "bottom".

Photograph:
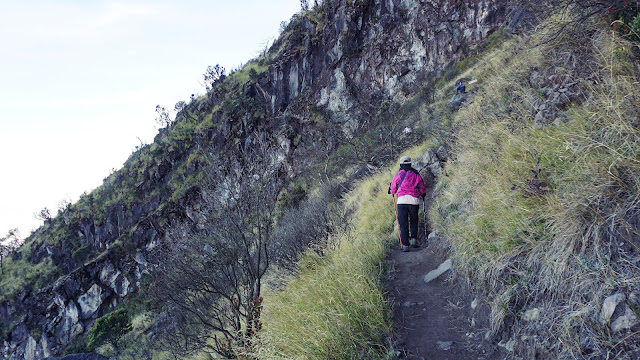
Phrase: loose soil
[{"left": 386, "top": 188, "right": 508, "bottom": 360}]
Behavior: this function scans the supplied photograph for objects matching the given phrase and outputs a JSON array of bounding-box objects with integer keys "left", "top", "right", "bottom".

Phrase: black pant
[{"left": 397, "top": 204, "right": 419, "bottom": 247}]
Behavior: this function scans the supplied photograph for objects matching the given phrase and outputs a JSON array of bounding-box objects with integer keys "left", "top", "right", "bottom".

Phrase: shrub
[{"left": 88, "top": 308, "right": 132, "bottom": 352}]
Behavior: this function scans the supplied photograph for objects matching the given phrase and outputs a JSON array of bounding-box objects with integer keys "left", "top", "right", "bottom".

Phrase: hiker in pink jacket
[{"left": 390, "top": 156, "right": 426, "bottom": 252}]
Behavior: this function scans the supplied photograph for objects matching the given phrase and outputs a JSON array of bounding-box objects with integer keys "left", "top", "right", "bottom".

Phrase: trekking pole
[
  {"left": 393, "top": 194, "right": 402, "bottom": 247},
  {"left": 423, "top": 196, "right": 428, "bottom": 247}
]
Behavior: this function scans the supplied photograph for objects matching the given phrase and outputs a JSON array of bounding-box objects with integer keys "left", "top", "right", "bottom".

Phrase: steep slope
[
  {"left": 1, "top": 0, "right": 510, "bottom": 358},
  {"left": 428, "top": 11, "right": 640, "bottom": 360}
]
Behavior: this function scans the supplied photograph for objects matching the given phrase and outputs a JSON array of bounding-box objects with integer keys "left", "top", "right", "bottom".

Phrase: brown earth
[{"left": 386, "top": 190, "right": 509, "bottom": 360}]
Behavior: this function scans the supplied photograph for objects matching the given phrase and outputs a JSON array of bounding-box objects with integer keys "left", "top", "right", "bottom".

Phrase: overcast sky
[{"left": 0, "top": 0, "right": 301, "bottom": 240}]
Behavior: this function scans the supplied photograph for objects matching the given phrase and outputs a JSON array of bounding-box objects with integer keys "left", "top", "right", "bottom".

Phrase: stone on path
[
  {"left": 437, "top": 341, "right": 453, "bottom": 351},
  {"left": 424, "top": 259, "right": 452, "bottom": 284}
]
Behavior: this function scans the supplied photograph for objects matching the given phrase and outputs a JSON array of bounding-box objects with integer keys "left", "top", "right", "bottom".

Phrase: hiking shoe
[
  {"left": 402, "top": 245, "right": 409, "bottom": 252},
  {"left": 409, "top": 238, "right": 419, "bottom": 248}
]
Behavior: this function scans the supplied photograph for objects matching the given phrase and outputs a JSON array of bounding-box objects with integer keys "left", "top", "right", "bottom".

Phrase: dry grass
[{"left": 432, "top": 21, "right": 640, "bottom": 358}]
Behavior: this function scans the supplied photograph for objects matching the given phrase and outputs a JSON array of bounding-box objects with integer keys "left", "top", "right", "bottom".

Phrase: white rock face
[
  {"left": 99, "top": 261, "right": 131, "bottom": 297},
  {"left": 57, "top": 301, "right": 81, "bottom": 343},
  {"left": 289, "top": 61, "right": 300, "bottom": 100},
  {"left": 23, "top": 336, "right": 37, "bottom": 360},
  {"left": 77, "top": 283, "right": 103, "bottom": 319}
]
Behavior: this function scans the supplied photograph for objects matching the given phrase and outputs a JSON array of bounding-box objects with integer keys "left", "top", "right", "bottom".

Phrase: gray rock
[
  {"left": 424, "top": 259, "right": 452, "bottom": 283},
  {"left": 522, "top": 308, "right": 540, "bottom": 321},
  {"left": 77, "top": 284, "right": 104, "bottom": 319},
  {"left": 611, "top": 306, "right": 639, "bottom": 332},
  {"left": 600, "top": 293, "right": 626, "bottom": 324},
  {"left": 99, "top": 261, "right": 130, "bottom": 297},
  {"left": 437, "top": 341, "right": 453, "bottom": 350},
  {"left": 56, "top": 301, "right": 81, "bottom": 343},
  {"left": 428, "top": 159, "right": 443, "bottom": 177}
]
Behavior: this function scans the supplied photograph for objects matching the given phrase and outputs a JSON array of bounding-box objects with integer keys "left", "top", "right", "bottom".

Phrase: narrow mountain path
[{"left": 386, "top": 186, "right": 507, "bottom": 360}]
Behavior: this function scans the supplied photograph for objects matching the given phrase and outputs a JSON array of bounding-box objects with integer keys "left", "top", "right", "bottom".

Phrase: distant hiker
[
  {"left": 379, "top": 128, "right": 384, "bottom": 142},
  {"left": 456, "top": 83, "right": 466, "bottom": 94},
  {"left": 390, "top": 156, "right": 426, "bottom": 252}
]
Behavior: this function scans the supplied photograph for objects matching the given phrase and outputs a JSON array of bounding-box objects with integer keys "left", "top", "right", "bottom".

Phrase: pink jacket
[{"left": 390, "top": 169, "right": 426, "bottom": 198}]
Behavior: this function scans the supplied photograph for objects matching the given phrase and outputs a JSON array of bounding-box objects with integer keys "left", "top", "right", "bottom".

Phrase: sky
[{"left": 0, "top": 0, "right": 301, "bottom": 241}]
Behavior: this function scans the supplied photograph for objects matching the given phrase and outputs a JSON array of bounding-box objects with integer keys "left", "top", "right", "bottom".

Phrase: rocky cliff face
[
  {"left": 260, "top": 0, "right": 508, "bottom": 172},
  {"left": 1, "top": 0, "right": 509, "bottom": 357}
]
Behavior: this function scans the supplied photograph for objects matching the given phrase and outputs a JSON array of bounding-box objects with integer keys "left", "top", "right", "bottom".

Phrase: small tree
[
  {"left": 155, "top": 105, "right": 173, "bottom": 128},
  {"left": 173, "top": 100, "right": 186, "bottom": 113},
  {"left": 203, "top": 64, "right": 226, "bottom": 92},
  {"left": 88, "top": 308, "right": 132, "bottom": 353}
]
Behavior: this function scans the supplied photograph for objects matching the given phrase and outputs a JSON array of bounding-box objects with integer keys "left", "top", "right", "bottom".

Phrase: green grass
[{"left": 0, "top": 247, "right": 61, "bottom": 303}]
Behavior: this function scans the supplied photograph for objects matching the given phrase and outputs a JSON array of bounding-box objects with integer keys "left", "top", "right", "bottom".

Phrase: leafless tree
[
  {"left": 174, "top": 100, "right": 186, "bottom": 113},
  {"left": 34, "top": 207, "right": 51, "bottom": 224},
  {"left": 57, "top": 198, "right": 72, "bottom": 216},
  {"left": 152, "top": 139, "right": 280, "bottom": 358},
  {"left": 203, "top": 64, "right": 226, "bottom": 92},
  {"left": 155, "top": 105, "right": 173, "bottom": 128}
]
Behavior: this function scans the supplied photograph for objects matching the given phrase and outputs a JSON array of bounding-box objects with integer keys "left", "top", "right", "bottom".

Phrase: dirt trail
[{"left": 386, "top": 190, "right": 507, "bottom": 360}]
